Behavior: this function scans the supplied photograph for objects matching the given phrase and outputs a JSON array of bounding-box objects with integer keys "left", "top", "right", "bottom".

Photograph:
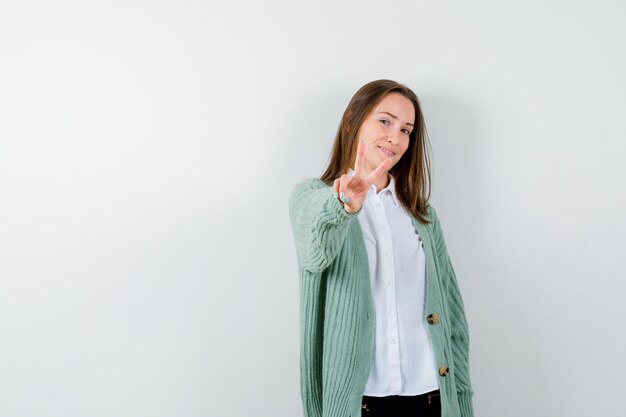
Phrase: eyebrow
[{"left": 377, "top": 111, "right": 414, "bottom": 127}]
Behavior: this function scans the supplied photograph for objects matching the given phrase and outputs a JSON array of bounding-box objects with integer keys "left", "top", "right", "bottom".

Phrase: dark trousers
[{"left": 361, "top": 389, "right": 441, "bottom": 417}]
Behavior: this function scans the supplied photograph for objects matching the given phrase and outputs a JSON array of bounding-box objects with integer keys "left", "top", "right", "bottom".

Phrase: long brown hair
[{"left": 320, "top": 79, "right": 432, "bottom": 224}]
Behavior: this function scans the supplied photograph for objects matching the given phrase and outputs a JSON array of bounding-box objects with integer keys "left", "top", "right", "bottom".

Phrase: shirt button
[
  {"left": 383, "top": 224, "right": 388, "bottom": 229},
  {"left": 386, "top": 251, "right": 391, "bottom": 257},
  {"left": 387, "top": 280, "right": 392, "bottom": 286},
  {"left": 375, "top": 202, "right": 381, "bottom": 207},
  {"left": 390, "top": 338, "right": 396, "bottom": 344}
]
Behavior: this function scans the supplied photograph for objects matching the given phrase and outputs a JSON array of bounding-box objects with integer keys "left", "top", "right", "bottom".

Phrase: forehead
[{"left": 372, "top": 93, "right": 415, "bottom": 123}]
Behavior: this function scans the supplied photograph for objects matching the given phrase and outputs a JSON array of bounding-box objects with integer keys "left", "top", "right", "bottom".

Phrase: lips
[{"left": 378, "top": 145, "right": 395, "bottom": 157}]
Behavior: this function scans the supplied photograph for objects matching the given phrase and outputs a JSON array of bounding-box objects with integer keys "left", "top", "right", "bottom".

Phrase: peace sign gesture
[{"left": 333, "top": 141, "right": 394, "bottom": 214}]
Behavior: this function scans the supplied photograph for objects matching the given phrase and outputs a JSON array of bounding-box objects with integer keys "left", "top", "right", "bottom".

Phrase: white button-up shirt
[{"left": 348, "top": 168, "right": 439, "bottom": 396}]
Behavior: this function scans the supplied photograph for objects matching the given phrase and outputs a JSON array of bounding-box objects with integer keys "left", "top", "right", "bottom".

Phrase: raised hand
[{"left": 333, "top": 141, "right": 394, "bottom": 213}]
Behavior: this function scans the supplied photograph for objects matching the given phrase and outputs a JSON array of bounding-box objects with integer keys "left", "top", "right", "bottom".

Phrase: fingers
[
  {"left": 339, "top": 173, "right": 351, "bottom": 204},
  {"left": 366, "top": 157, "right": 394, "bottom": 183},
  {"left": 353, "top": 141, "right": 365, "bottom": 177},
  {"left": 334, "top": 176, "right": 350, "bottom": 205}
]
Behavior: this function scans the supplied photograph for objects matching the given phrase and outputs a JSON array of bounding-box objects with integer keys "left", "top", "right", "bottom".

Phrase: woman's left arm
[{"left": 430, "top": 206, "right": 475, "bottom": 417}]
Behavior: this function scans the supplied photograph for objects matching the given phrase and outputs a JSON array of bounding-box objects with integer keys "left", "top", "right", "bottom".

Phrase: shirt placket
[{"left": 373, "top": 190, "right": 402, "bottom": 393}]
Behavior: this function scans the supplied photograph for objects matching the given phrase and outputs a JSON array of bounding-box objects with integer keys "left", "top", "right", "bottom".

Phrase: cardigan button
[
  {"left": 439, "top": 365, "right": 449, "bottom": 376},
  {"left": 427, "top": 313, "right": 439, "bottom": 324}
]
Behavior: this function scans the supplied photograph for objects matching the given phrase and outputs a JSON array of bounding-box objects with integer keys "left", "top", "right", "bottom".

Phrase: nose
[{"left": 387, "top": 130, "right": 402, "bottom": 144}]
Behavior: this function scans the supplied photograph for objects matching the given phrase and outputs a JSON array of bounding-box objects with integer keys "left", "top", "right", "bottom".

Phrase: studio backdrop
[{"left": 0, "top": 1, "right": 624, "bottom": 416}]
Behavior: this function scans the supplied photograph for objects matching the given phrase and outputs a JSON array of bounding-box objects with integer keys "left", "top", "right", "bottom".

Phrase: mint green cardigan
[{"left": 288, "top": 178, "right": 475, "bottom": 417}]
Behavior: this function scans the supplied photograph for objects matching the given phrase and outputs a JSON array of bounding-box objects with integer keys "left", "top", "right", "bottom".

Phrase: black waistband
[{"left": 363, "top": 389, "right": 440, "bottom": 400}]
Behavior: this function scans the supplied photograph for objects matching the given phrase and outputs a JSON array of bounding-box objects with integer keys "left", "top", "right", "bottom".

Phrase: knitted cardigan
[{"left": 288, "top": 177, "right": 475, "bottom": 417}]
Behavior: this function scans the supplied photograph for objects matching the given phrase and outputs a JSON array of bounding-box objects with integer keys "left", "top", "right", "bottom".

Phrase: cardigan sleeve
[
  {"left": 288, "top": 178, "right": 361, "bottom": 273},
  {"left": 429, "top": 206, "right": 475, "bottom": 417}
]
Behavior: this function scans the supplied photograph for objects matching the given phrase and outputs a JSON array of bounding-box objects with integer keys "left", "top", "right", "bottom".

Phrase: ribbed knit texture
[{"left": 289, "top": 178, "right": 475, "bottom": 417}]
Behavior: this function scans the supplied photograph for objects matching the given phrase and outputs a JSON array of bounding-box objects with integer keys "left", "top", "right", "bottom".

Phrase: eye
[
  {"left": 379, "top": 119, "right": 390, "bottom": 126},
  {"left": 402, "top": 128, "right": 411, "bottom": 135}
]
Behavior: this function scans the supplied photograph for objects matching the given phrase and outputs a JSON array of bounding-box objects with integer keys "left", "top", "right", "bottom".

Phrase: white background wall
[{"left": 1, "top": 1, "right": 625, "bottom": 416}]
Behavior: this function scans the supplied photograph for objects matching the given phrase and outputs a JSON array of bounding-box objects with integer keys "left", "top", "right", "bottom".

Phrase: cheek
[{"left": 399, "top": 139, "right": 410, "bottom": 155}]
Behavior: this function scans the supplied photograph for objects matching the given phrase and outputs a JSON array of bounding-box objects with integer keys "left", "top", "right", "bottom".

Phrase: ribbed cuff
[{"left": 458, "top": 391, "right": 474, "bottom": 417}]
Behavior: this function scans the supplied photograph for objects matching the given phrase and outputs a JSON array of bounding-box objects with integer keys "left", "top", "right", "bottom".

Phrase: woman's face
[{"left": 355, "top": 92, "right": 415, "bottom": 175}]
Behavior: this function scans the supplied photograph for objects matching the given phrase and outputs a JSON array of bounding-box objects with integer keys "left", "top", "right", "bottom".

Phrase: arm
[
  {"left": 288, "top": 178, "right": 361, "bottom": 273},
  {"left": 430, "top": 206, "right": 475, "bottom": 417}
]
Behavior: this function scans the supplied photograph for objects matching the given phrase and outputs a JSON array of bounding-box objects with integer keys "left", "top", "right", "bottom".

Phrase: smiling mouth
[{"left": 378, "top": 145, "right": 395, "bottom": 157}]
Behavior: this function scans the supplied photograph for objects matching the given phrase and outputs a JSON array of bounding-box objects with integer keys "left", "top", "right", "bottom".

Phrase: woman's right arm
[{"left": 288, "top": 178, "right": 361, "bottom": 273}]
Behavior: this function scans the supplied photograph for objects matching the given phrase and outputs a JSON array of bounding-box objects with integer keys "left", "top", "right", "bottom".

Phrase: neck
[
  {"left": 367, "top": 169, "right": 390, "bottom": 193},
  {"left": 375, "top": 172, "right": 390, "bottom": 193}
]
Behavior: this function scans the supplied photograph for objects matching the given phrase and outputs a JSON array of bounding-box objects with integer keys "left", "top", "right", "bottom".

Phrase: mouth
[{"left": 378, "top": 145, "right": 396, "bottom": 157}]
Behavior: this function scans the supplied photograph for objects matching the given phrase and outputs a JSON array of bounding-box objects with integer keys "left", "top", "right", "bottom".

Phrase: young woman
[{"left": 288, "top": 79, "right": 475, "bottom": 417}]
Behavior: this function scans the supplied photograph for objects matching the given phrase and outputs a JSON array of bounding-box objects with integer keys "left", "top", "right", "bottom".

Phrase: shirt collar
[{"left": 347, "top": 168, "right": 400, "bottom": 207}]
